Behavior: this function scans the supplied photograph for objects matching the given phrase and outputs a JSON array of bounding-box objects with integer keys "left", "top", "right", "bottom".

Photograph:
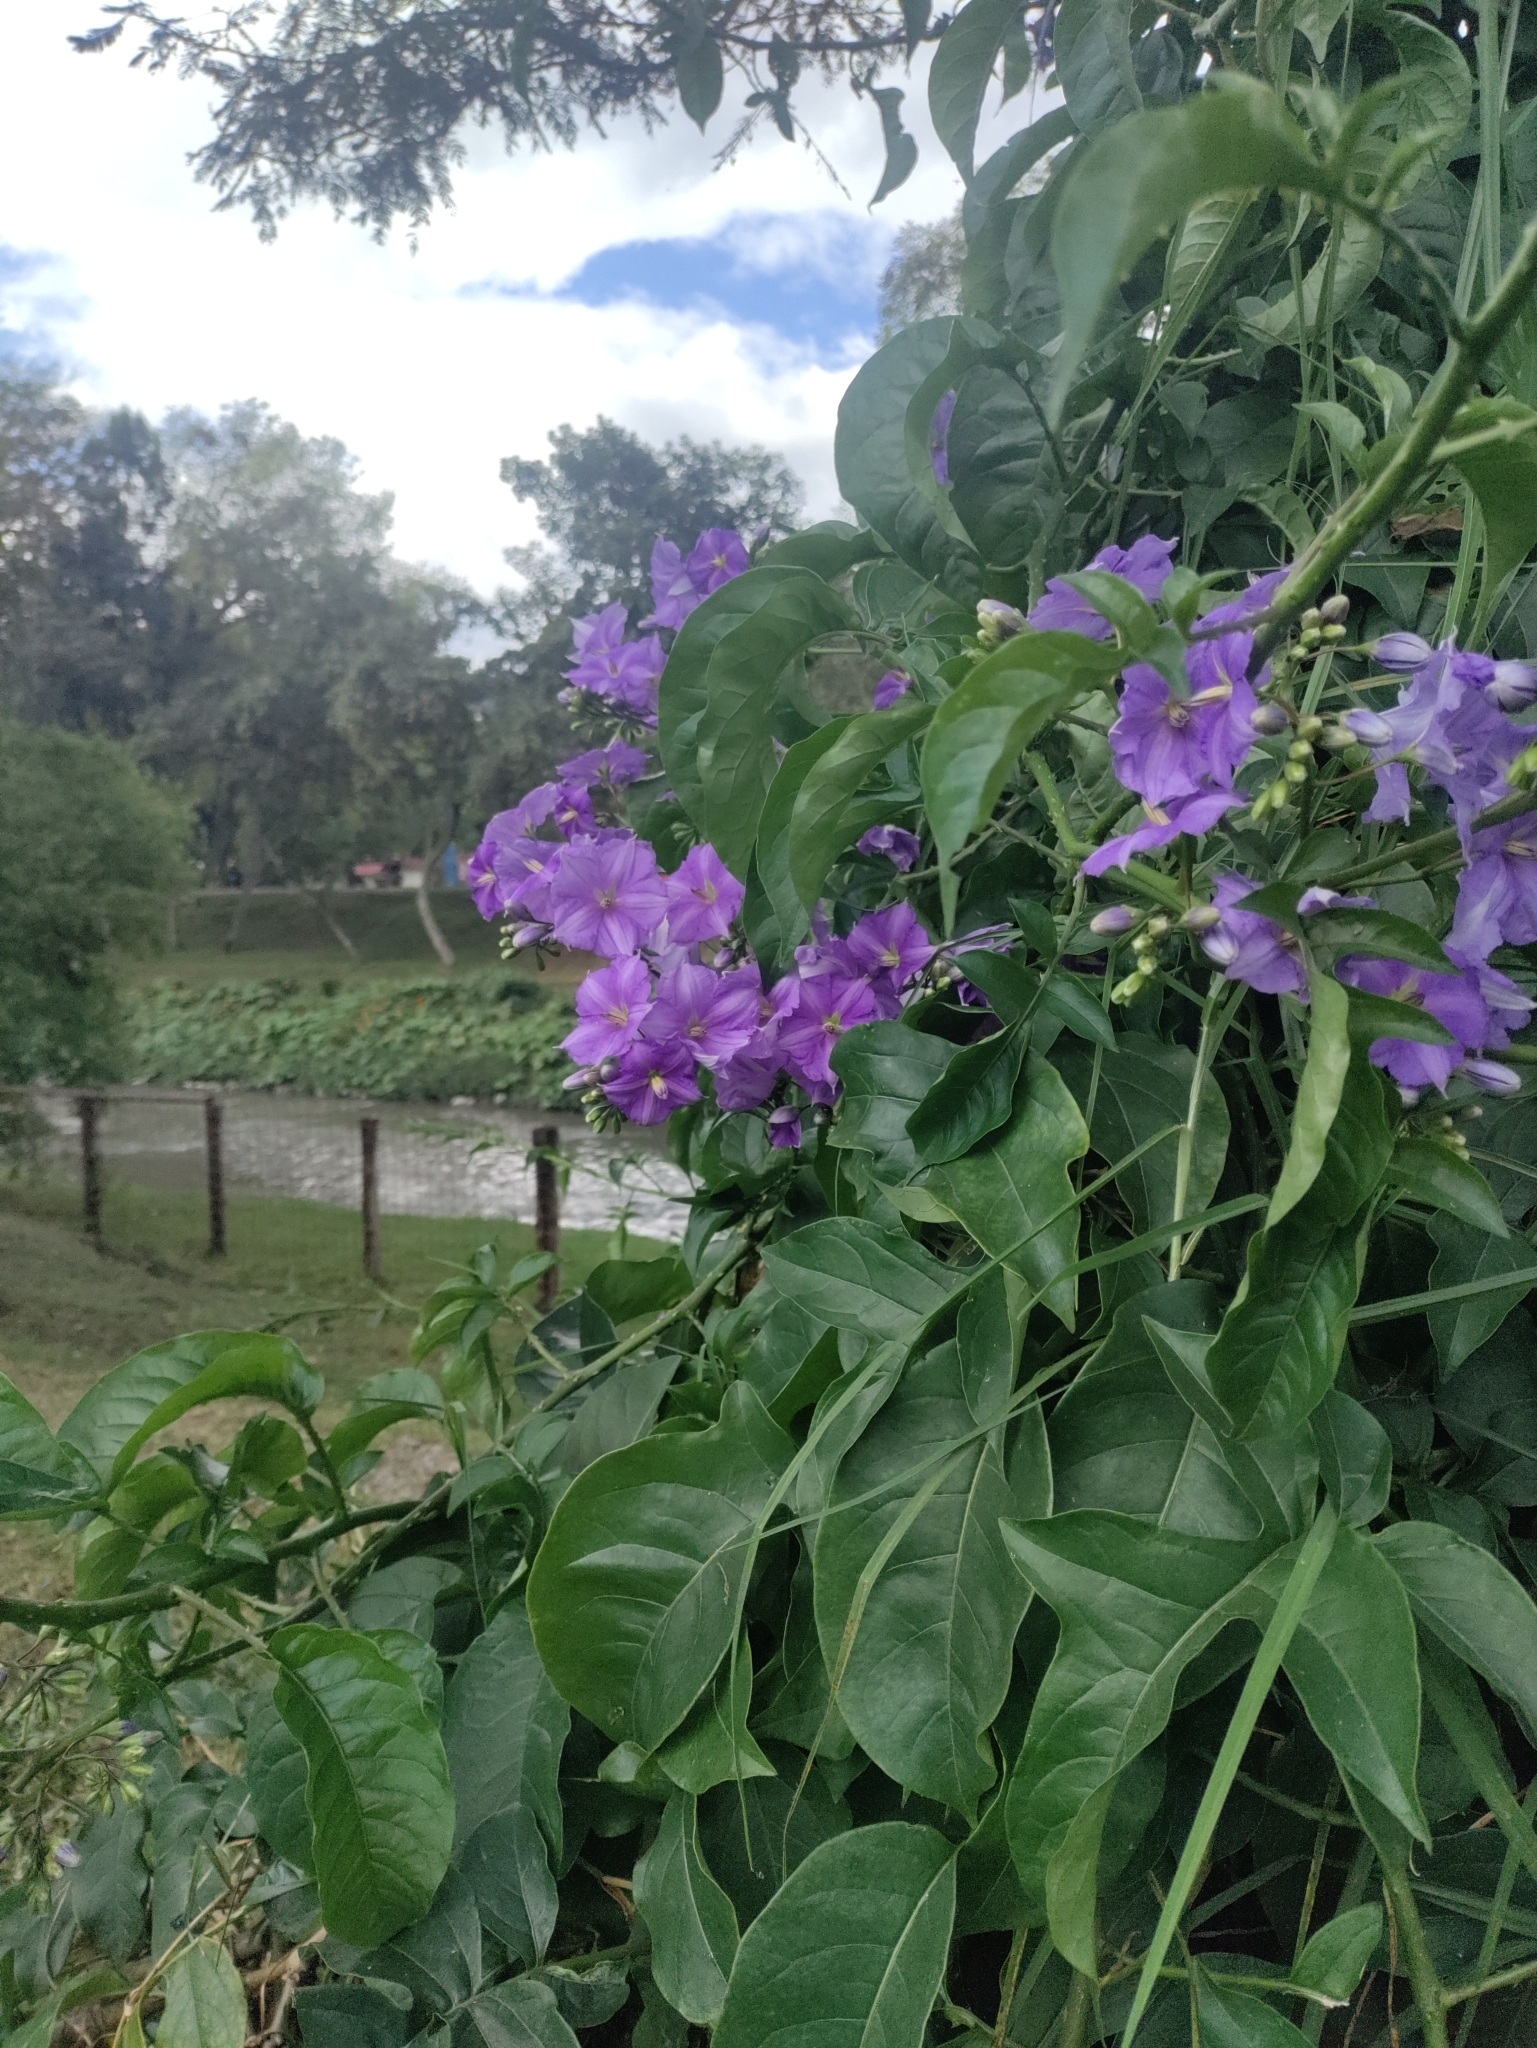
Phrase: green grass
[
  {"left": 117, "top": 888, "right": 588, "bottom": 992},
  {"left": 0, "top": 1178, "right": 659, "bottom": 1608}
]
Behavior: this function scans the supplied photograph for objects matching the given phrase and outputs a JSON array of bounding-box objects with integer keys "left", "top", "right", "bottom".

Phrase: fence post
[
  {"left": 204, "top": 1096, "right": 226, "bottom": 1256},
  {"left": 532, "top": 1124, "right": 560, "bottom": 1310},
  {"left": 361, "top": 1116, "right": 382, "bottom": 1281},
  {"left": 77, "top": 1094, "right": 104, "bottom": 1246}
]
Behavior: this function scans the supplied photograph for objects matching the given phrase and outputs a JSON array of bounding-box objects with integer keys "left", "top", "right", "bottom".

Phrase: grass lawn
[{"left": 0, "top": 1177, "right": 657, "bottom": 1612}]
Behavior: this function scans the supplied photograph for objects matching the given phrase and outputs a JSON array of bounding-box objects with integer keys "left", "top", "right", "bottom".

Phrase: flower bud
[
  {"left": 54, "top": 1843, "right": 80, "bottom": 1871},
  {"left": 1461, "top": 1057, "right": 1523, "bottom": 1096},
  {"left": 1345, "top": 710, "right": 1395, "bottom": 748},
  {"left": 1321, "top": 622, "right": 1347, "bottom": 641},
  {"left": 1397, "top": 1085, "right": 1422, "bottom": 1109},
  {"left": 511, "top": 922, "right": 549, "bottom": 950},
  {"left": 1319, "top": 724, "right": 1357, "bottom": 751},
  {"left": 1511, "top": 743, "right": 1537, "bottom": 791},
  {"left": 1200, "top": 925, "right": 1239, "bottom": 967},
  {"left": 976, "top": 599, "right": 1027, "bottom": 647},
  {"left": 1250, "top": 701, "right": 1290, "bottom": 737},
  {"left": 596, "top": 1056, "right": 622, "bottom": 1084},
  {"left": 1181, "top": 903, "right": 1222, "bottom": 931},
  {"left": 1089, "top": 904, "right": 1136, "bottom": 936},
  {"left": 1144, "top": 915, "right": 1171, "bottom": 940},
  {"left": 1288, "top": 739, "right": 1313, "bottom": 762},
  {"left": 1111, "top": 970, "right": 1148, "bottom": 1004},
  {"left": 1320, "top": 593, "right": 1350, "bottom": 624},
  {"left": 1296, "top": 715, "right": 1323, "bottom": 742},
  {"left": 1301, "top": 607, "right": 1323, "bottom": 630},
  {"left": 1488, "top": 661, "right": 1537, "bottom": 711},
  {"left": 562, "top": 1066, "right": 595, "bottom": 1090},
  {"left": 1374, "top": 631, "right": 1433, "bottom": 671},
  {"left": 1284, "top": 760, "right": 1309, "bottom": 784}
]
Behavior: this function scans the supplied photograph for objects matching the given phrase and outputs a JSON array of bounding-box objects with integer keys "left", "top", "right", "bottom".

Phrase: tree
[
  {"left": 73, "top": 0, "right": 950, "bottom": 235},
  {"left": 0, "top": 718, "right": 187, "bottom": 1082},
  {"left": 876, "top": 207, "right": 963, "bottom": 340}
]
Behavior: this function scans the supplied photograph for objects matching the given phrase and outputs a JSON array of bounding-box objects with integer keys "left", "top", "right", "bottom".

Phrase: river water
[{"left": 36, "top": 1090, "right": 693, "bottom": 1245}]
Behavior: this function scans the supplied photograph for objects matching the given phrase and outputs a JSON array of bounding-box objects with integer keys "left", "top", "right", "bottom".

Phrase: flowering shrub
[{"left": 15, "top": 18, "right": 1537, "bottom": 2048}]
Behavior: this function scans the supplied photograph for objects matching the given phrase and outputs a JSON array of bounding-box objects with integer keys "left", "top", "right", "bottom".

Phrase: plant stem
[
  {"left": 1122, "top": 1502, "right": 1341, "bottom": 2046},
  {"left": 1382, "top": 1858, "right": 1451, "bottom": 2048},
  {"left": 1058, "top": 1969, "right": 1094, "bottom": 2048},
  {"left": 1253, "top": 208, "right": 1537, "bottom": 653},
  {"left": 527, "top": 1240, "right": 748, "bottom": 1414}
]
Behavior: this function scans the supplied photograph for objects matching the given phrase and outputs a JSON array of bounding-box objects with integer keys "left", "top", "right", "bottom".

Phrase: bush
[{"left": 125, "top": 970, "right": 575, "bottom": 1102}]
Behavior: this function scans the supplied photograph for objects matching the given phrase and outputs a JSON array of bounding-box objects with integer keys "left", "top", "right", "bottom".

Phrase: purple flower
[
  {"left": 1345, "top": 639, "right": 1527, "bottom": 848},
  {"left": 645, "top": 537, "right": 702, "bottom": 631},
  {"left": 857, "top": 824, "right": 922, "bottom": 871},
  {"left": 1110, "top": 647, "right": 1257, "bottom": 805},
  {"left": 642, "top": 962, "right": 761, "bottom": 1067},
  {"left": 605, "top": 1042, "right": 702, "bottom": 1124},
  {"left": 714, "top": 1044, "right": 783, "bottom": 1110},
  {"left": 1082, "top": 790, "right": 1245, "bottom": 876},
  {"left": 466, "top": 810, "right": 567, "bottom": 922},
  {"left": 545, "top": 832, "right": 670, "bottom": 955},
  {"left": 1199, "top": 874, "right": 1307, "bottom": 996},
  {"left": 564, "top": 957, "right": 655, "bottom": 1064},
  {"left": 550, "top": 782, "right": 596, "bottom": 838},
  {"left": 837, "top": 903, "right": 934, "bottom": 991},
  {"left": 1463, "top": 1057, "right": 1523, "bottom": 1094},
  {"left": 767, "top": 1105, "right": 803, "bottom": 1149},
  {"left": 571, "top": 603, "right": 629, "bottom": 662},
  {"left": 1090, "top": 904, "right": 1136, "bottom": 936},
  {"left": 566, "top": 632, "right": 667, "bottom": 714},
  {"left": 930, "top": 390, "right": 957, "bottom": 488},
  {"left": 687, "top": 528, "right": 749, "bottom": 595},
  {"left": 558, "top": 741, "right": 651, "bottom": 789},
  {"left": 779, "top": 972, "right": 879, "bottom": 1102},
  {"left": 666, "top": 844, "right": 746, "bottom": 944},
  {"left": 1488, "top": 661, "right": 1537, "bottom": 711},
  {"left": 55, "top": 1842, "right": 80, "bottom": 1870},
  {"left": 1028, "top": 535, "right": 1177, "bottom": 638},
  {"left": 1453, "top": 946, "right": 1534, "bottom": 1046},
  {"left": 1451, "top": 812, "right": 1537, "bottom": 957},
  {"left": 1337, "top": 954, "right": 1493, "bottom": 1092},
  {"left": 873, "top": 671, "right": 912, "bottom": 711}
]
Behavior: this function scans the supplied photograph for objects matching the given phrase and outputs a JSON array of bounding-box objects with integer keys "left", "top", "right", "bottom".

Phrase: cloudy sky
[{"left": 0, "top": 2, "right": 1037, "bottom": 602}]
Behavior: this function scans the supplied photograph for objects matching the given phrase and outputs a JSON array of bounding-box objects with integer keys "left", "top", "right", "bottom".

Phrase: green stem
[
  {"left": 1058, "top": 1969, "right": 1094, "bottom": 2048},
  {"left": 1122, "top": 1502, "right": 1341, "bottom": 2047},
  {"left": 1169, "top": 979, "right": 1242, "bottom": 1280},
  {"left": 1253, "top": 208, "right": 1537, "bottom": 653},
  {"left": 528, "top": 1241, "right": 749, "bottom": 1414},
  {"left": 1383, "top": 1860, "right": 1451, "bottom": 2048}
]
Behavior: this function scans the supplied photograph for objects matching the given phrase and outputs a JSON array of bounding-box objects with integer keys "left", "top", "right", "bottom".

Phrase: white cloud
[{"left": 1, "top": 1, "right": 1050, "bottom": 596}]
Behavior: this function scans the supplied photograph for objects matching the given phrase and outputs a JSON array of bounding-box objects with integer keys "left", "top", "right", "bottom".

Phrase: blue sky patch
[{"left": 466, "top": 212, "right": 890, "bottom": 354}]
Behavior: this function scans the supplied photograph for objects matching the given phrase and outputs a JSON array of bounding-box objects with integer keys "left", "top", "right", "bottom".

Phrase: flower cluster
[
  {"left": 1067, "top": 544, "right": 1537, "bottom": 1098},
  {"left": 559, "top": 524, "right": 751, "bottom": 724}
]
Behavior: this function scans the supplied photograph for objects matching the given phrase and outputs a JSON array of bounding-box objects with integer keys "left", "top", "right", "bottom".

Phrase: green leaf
[
  {"left": 442, "top": 1601, "right": 568, "bottom": 1876},
  {"left": 1306, "top": 907, "right": 1455, "bottom": 977},
  {"left": 526, "top": 1384, "right": 794, "bottom": 1750},
  {"left": 584, "top": 1255, "right": 692, "bottom": 1324},
  {"left": 1049, "top": 1282, "right": 1263, "bottom": 1537},
  {"left": 632, "top": 1793, "right": 740, "bottom": 2026},
  {"left": 1426, "top": 1213, "right": 1537, "bottom": 1371},
  {"left": 1061, "top": 1032, "right": 1228, "bottom": 1237},
  {"left": 155, "top": 1940, "right": 247, "bottom": 2048},
  {"left": 921, "top": 1052, "right": 1090, "bottom": 1328},
  {"left": 907, "top": 1019, "right": 1028, "bottom": 1166},
  {"left": 695, "top": 573, "right": 857, "bottom": 877},
  {"left": 787, "top": 699, "right": 932, "bottom": 909},
  {"left": 696, "top": 1745, "right": 853, "bottom": 1927},
  {"left": 761, "top": 1220, "right": 956, "bottom": 1339},
  {"left": 1291, "top": 1903, "right": 1383, "bottom": 2002},
  {"left": 659, "top": 566, "right": 808, "bottom": 832},
  {"left": 756, "top": 718, "right": 853, "bottom": 950},
  {"left": 1038, "top": 970, "right": 1116, "bottom": 1047},
  {"left": 1048, "top": 75, "right": 1331, "bottom": 415},
  {"left": 1339, "top": 985, "right": 1457, "bottom": 1048},
  {"left": 713, "top": 1824, "right": 956, "bottom": 2048},
  {"left": 813, "top": 1338, "right": 1050, "bottom": 1813},
  {"left": 829, "top": 1020, "right": 955, "bottom": 1180},
  {"left": 927, "top": 0, "right": 1021, "bottom": 177},
  {"left": 558, "top": 1355, "right": 679, "bottom": 1478},
  {"left": 1390, "top": 1137, "right": 1507, "bottom": 1236},
  {"left": 57, "top": 1331, "right": 323, "bottom": 1487},
  {"left": 1002, "top": 1514, "right": 1271, "bottom": 1909},
  {"left": 452, "top": 1980, "right": 582, "bottom": 2048},
  {"left": 757, "top": 521, "right": 885, "bottom": 580},
  {"left": 0, "top": 1371, "right": 101, "bottom": 1518},
  {"left": 1268, "top": 973, "right": 1353, "bottom": 1227},
  {"left": 869, "top": 85, "right": 919, "bottom": 205},
  {"left": 1243, "top": 216, "right": 1384, "bottom": 346},
  {"left": 245, "top": 1683, "right": 314, "bottom": 1869},
  {"left": 1376, "top": 1520, "right": 1537, "bottom": 1729},
  {"left": 1054, "top": 0, "right": 1141, "bottom": 133},
  {"left": 834, "top": 319, "right": 981, "bottom": 595},
  {"left": 654, "top": 1634, "right": 774, "bottom": 1794},
  {"left": 1445, "top": 398, "right": 1537, "bottom": 603},
  {"left": 348, "top": 1555, "right": 464, "bottom": 1637},
  {"left": 1311, "top": 1389, "right": 1392, "bottom": 1528},
  {"left": 1196, "top": 1981, "right": 1314, "bottom": 2046},
  {"left": 674, "top": 32, "right": 723, "bottom": 129},
  {"left": 920, "top": 629, "right": 1120, "bottom": 875},
  {"left": 64, "top": 1802, "right": 147, "bottom": 1967},
  {"left": 270, "top": 1622, "right": 455, "bottom": 1948},
  {"left": 1206, "top": 1206, "right": 1363, "bottom": 1439}
]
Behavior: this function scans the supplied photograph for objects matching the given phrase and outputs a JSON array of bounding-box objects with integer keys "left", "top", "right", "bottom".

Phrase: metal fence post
[
  {"left": 77, "top": 1094, "right": 104, "bottom": 1246},
  {"left": 532, "top": 1124, "right": 560, "bottom": 1310},
  {"left": 361, "top": 1116, "right": 382, "bottom": 1281},
  {"left": 204, "top": 1096, "right": 226, "bottom": 1256}
]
